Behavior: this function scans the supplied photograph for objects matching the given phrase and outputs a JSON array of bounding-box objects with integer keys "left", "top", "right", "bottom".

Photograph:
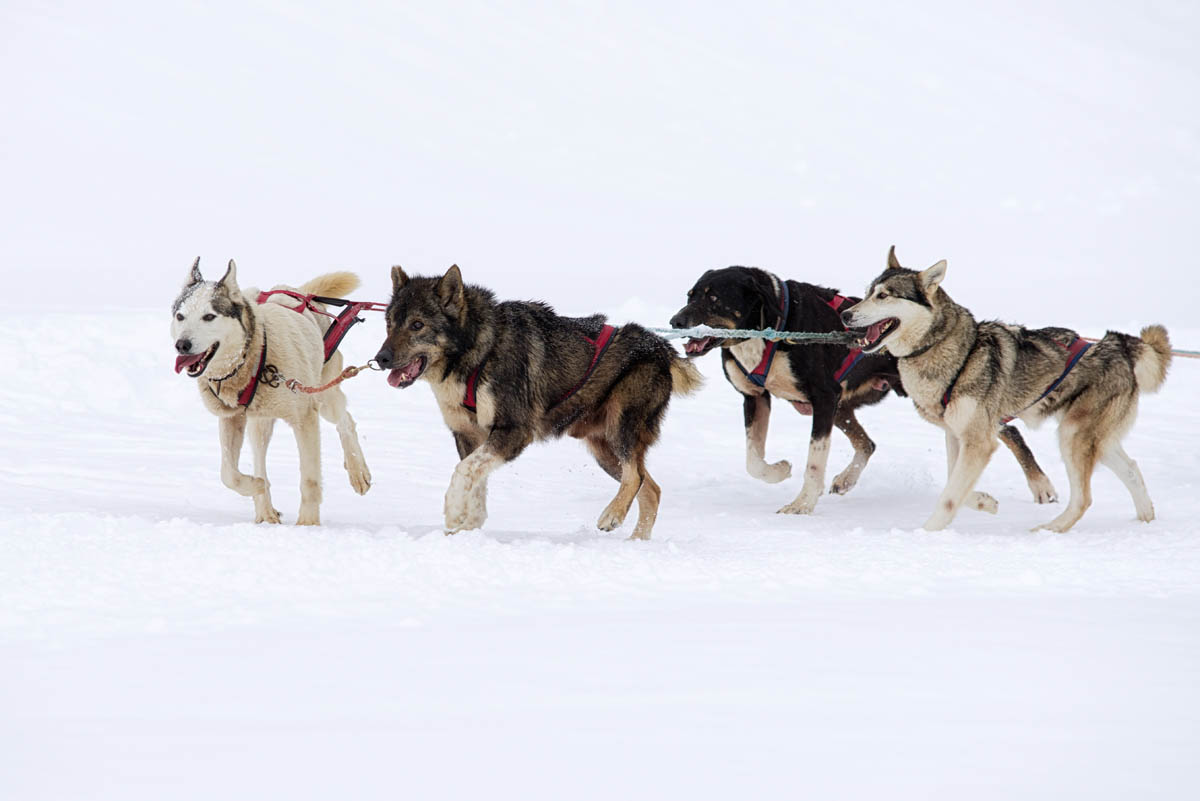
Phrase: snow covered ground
[
  {"left": 3, "top": 0, "right": 1199, "bottom": 797},
  {"left": 2, "top": 307, "right": 1198, "bottom": 800}
]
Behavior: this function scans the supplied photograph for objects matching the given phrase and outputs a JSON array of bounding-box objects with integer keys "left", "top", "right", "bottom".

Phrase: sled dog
[
  {"left": 669, "top": 267, "right": 1056, "bottom": 515},
  {"left": 842, "top": 248, "right": 1171, "bottom": 532},
  {"left": 170, "top": 258, "right": 372, "bottom": 525},
  {"left": 374, "top": 264, "right": 702, "bottom": 539}
]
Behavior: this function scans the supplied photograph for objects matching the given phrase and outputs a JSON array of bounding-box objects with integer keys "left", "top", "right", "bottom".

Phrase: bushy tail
[
  {"left": 670, "top": 357, "right": 704, "bottom": 396},
  {"left": 1134, "top": 324, "right": 1171, "bottom": 394},
  {"left": 300, "top": 271, "right": 360, "bottom": 299}
]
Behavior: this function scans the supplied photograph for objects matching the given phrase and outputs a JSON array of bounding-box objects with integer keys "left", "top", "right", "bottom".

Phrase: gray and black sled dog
[
  {"left": 374, "top": 264, "right": 702, "bottom": 540},
  {"left": 170, "top": 258, "right": 371, "bottom": 525},
  {"left": 843, "top": 248, "right": 1171, "bottom": 532}
]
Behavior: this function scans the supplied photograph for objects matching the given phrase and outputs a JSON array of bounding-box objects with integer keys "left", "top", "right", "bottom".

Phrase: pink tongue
[
  {"left": 865, "top": 321, "right": 888, "bottom": 342},
  {"left": 175, "top": 353, "right": 204, "bottom": 374},
  {"left": 387, "top": 368, "right": 407, "bottom": 388}
]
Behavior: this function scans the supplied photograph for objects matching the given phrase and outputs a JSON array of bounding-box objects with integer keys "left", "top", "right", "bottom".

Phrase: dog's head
[
  {"left": 840, "top": 247, "right": 947, "bottom": 356},
  {"left": 669, "top": 267, "right": 779, "bottom": 358},
  {"left": 375, "top": 264, "right": 469, "bottom": 389},
  {"left": 170, "top": 258, "right": 253, "bottom": 378}
]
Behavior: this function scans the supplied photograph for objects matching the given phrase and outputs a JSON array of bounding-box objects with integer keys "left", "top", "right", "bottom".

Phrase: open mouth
[
  {"left": 683, "top": 336, "right": 720, "bottom": 357},
  {"left": 174, "top": 343, "right": 219, "bottom": 377},
  {"left": 387, "top": 355, "right": 427, "bottom": 389},
  {"left": 858, "top": 318, "right": 900, "bottom": 352}
]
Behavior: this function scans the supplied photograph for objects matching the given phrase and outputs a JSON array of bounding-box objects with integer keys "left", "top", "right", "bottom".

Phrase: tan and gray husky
[
  {"left": 842, "top": 248, "right": 1171, "bottom": 532},
  {"left": 374, "top": 264, "right": 702, "bottom": 539},
  {"left": 170, "top": 258, "right": 372, "bottom": 525}
]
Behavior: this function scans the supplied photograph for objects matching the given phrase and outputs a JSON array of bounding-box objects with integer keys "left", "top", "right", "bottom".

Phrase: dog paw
[
  {"left": 764, "top": 460, "right": 792, "bottom": 483},
  {"left": 1137, "top": 506, "right": 1155, "bottom": 523},
  {"left": 829, "top": 471, "right": 859, "bottom": 496},
  {"left": 968, "top": 491, "right": 999, "bottom": 514},
  {"left": 597, "top": 504, "right": 627, "bottom": 532},
  {"left": 626, "top": 529, "right": 651, "bottom": 541},
  {"left": 1028, "top": 476, "right": 1058, "bottom": 504},
  {"left": 777, "top": 498, "right": 816, "bottom": 515},
  {"left": 348, "top": 465, "right": 372, "bottom": 495},
  {"left": 255, "top": 507, "right": 281, "bottom": 524},
  {"left": 296, "top": 503, "right": 320, "bottom": 526},
  {"left": 923, "top": 515, "right": 952, "bottom": 531}
]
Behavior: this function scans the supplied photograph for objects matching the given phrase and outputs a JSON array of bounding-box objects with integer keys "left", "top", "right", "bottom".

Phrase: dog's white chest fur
[{"left": 725, "top": 340, "right": 808, "bottom": 402}]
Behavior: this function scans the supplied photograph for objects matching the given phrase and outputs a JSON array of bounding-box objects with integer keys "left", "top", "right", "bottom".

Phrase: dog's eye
[
  {"left": 410, "top": 320, "right": 424, "bottom": 331},
  {"left": 876, "top": 292, "right": 888, "bottom": 300},
  {"left": 202, "top": 313, "right": 216, "bottom": 322},
  {"left": 175, "top": 313, "right": 184, "bottom": 321}
]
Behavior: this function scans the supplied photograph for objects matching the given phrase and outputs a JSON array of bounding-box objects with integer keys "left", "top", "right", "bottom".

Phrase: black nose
[
  {"left": 669, "top": 312, "right": 687, "bottom": 328},
  {"left": 841, "top": 310, "right": 854, "bottom": 326},
  {"left": 175, "top": 338, "right": 192, "bottom": 354},
  {"left": 374, "top": 347, "right": 393, "bottom": 369}
]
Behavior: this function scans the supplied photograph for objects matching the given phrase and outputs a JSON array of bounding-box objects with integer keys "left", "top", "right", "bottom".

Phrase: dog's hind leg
[
  {"left": 1035, "top": 416, "right": 1098, "bottom": 533},
  {"left": 219, "top": 414, "right": 265, "bottom": 498},
  {"left": 318, "top": 385, "right": 371, "bottom": 496},
  {"left": 631, "top": 452, "right": 661, "bottom": 541},
  {"left": 999, "top": 425, "right": 1058, "bottom": 504},
  {"left": 830, "top": 407, "right": 875, "bottom": 495},
  {"left": 744, "top": 393, "right": 791, "bottom": 484},
  {"left": 247, "top": 417, "right": 281, "bottom": 524},
  {"left": 597, "top": 459, "right": 645, "bottom": 534},
  {"left": 1100, "top": 442, "right": 1155, "bottom": 523},
  {"left": 292, "top": 408, "right": 323, "bottom": 526},
  {"left": 946, "top": 431, "right": 1000, "bottom": 514},
  {"left": 586, "top": 435, "right": 622, "bottom": 481},
  {"left": 778, "top": 389, "right": 837, "bottom": 515}
]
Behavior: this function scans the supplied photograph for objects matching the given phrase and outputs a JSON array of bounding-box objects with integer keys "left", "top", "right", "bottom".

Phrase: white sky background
[{"left": 2, "top": 0, "right": 1197, "bottom": 331}]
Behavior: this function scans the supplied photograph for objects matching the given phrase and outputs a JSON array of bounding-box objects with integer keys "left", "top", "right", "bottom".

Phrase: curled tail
[
  {"left": 1134, "top": 325, "right": 1171, "bottom": 394},
  {"left": 670, "top": 357, "right": 703, "bottom": 396},
  {"left": 300, "top": 271, "right": 360, "bottom": 299}
]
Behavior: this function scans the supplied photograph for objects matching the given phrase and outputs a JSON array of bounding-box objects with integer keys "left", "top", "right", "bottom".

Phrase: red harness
[
  {"left": 230, "top": 290, "right": 387, "bottom": 408},
  {"left": 462, "top": 324, "right": 617, "bottom": 413},
  {"left": 257, "top": 290, "right": 388, "bottom": 363},
  {"left": 824, "top": 294, "right": 867, "bottom": 382}
]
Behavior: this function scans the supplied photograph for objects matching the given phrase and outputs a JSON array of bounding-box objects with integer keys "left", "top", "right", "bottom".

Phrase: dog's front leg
[
  {"left": 444, "top": 429, "right": 528, "bottom": 533},
  {"left": 247, "top": 417, "right": 280, "bottom": 524},
  {"left": 292, "top": 409, "right": 323, "bottom": 526},
  {"left": 778, "top": 393, "right": 836, "bottom": 515},
  {"left": 947, "top": 430, "right": 1000, "bottom": 515},
  {"left": 744, "top": 393, "right": 791, "bottom": 483},
  {"left": 218, "top": 414, "right": 265, "bottom": 497},
  {"left": 925, "top": 426, "right": 999, "bottom": 531}
]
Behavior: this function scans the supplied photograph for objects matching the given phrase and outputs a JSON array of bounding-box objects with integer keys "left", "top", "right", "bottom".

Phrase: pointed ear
[
  {"left": 436, "top": 264, "right": 465, "bottom": 312},
  {"left": 920, "top": 259, "right": 947, "bottom": 292},
  {"left": 185, "top": 256, "right": 203, "bottom": 287},
  {"left": 218, "top": 259, "right": 239, "bottom": 290},
  {"left": 887, "top": 246, "right": 901, "bottom": 270},
  {"left": 391, "top": 265, "right": 409, "bottom": 292}
]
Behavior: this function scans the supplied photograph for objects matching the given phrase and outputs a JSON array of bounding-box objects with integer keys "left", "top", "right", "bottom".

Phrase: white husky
[{"left": 170, "top": 258, "right": 372, "bottom": 524}]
